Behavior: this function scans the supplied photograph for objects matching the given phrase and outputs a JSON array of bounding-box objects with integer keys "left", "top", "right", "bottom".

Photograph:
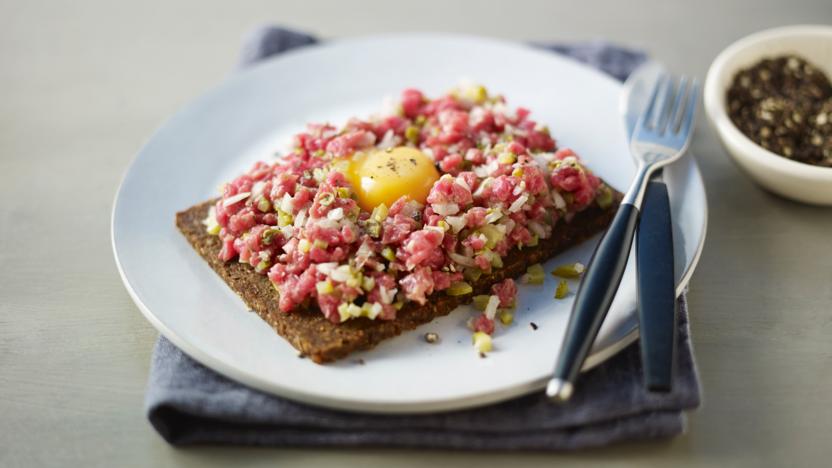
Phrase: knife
[{"left": 621, "top": 62, "right": 678, "bottom": 392}]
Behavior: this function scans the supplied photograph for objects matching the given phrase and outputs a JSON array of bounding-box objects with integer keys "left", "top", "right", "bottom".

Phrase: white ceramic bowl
[{"left": 704, "top": 25, "right": 832, "bottom": 205}]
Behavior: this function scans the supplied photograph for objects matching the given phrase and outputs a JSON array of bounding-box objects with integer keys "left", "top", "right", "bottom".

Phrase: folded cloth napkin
[{"left": 146, "top": 26, "right": 701, "bottom": 450}]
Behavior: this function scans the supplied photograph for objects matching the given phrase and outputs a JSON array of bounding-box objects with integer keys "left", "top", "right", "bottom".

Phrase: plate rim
[{"left": 112, "top": 32, "right": 708, "bottom": 413}]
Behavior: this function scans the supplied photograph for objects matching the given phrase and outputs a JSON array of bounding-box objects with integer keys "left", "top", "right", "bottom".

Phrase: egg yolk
[{"left": 346, "top": 146, "right": 440, "bottom": 212}]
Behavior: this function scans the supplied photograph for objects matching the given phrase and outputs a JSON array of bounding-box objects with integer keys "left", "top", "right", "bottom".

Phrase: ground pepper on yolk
[{"left": 346, "top": 146, "right": 440, "bottom": 211}]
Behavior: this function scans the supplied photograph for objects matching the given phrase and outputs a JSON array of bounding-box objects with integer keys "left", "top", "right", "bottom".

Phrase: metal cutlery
[
  {"left": 622, "top": 62, "right": 679, "bottom": 392},
  {"left": 546, "top": 75, "right": 699, "bottom": 402}
]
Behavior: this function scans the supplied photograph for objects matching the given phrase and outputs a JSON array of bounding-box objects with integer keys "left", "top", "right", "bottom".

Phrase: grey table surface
[{"left": 2, "top": 0, "right": 831, "bottom": 466}]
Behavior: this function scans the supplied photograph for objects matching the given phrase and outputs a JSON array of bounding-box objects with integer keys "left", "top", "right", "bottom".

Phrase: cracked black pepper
[{"left": 726, "top": 55, "right": 832, "bottom": 167}]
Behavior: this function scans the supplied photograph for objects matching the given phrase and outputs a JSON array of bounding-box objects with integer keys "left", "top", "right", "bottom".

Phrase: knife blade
[{"left": 621, "top": 62, "right": 678, "bottom": 392}]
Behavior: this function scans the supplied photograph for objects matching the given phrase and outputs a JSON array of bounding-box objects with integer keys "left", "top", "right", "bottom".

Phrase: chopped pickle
[
  {"left": 464, "top": 84, "right": 488, "bottom": 104},
  {"left": 381, "top": 246, "right": 396, "bottom": 262},
  {"left": 490, "top": 252, "right": 503, "bottom": 269},
  {"left": 316, "top": 280, "right": 334, "bottom": 295},
  {"left": 261, "top": 228, "right": 280, "bottom": 245},
  {"left": 446, "top": 281, "right": 473, "bottom": 296},
  {"left": 346, "top": 272, "right": 363, "bottom": 289},
  {"left": 256, "top": 197, "right": 271, "bottom": 213},
  {"left": 479, "top": 225, "right": 504, "bottom": 249},
  {"left": 464, "top": 267, "right": 483, "bottom": 282},
  {"left": 336, "top": 187, "right": 351, "bottom": 199},
  {"left": 371, "top": 203, "right": 389, "bottom": 222},
  {"left": 472, "top": 295, "right": 491, "bottom": 311},
  {"left": 472, "top": 331, "right": 493, "bottom": 353},
  {"left": 338, "top": 302, "right": 363, "bottom": 322},
  {"left": 405, "top": 125, "right": 420, "bottom": 144},
  {"left": 319, "top": 193, "right": 335, "bottom": 206},
  {"left": 277, "top": 210, "right": 293, "bottom": 227},
  {"left": 527, "top": 234, "right": 539, "bottom": 247},
  {"left": 552, "top": 262, "right": 585, "bottom": 278},
  {"left": 555, "top": 279, "right": 569, "bottom": 299},
  {"left": 298, "top": 238, "right": 311, "bottom": 253},
  {"left": 522, "top": 263, "right": 545, "bottom": 285},
  {"left": 255, "top": 259, "right": 271, "bottom": 273},
  {"left": 499, "top": 310, "right": 514, "bottom": 325},
  {"left": 365, "top": 220, "right": 381, "bottom": 238},
  {"left": 596, "top": 185, "right": 614, "bottom": 209},
  {"left": 497, "top": 152, "right": 516, "bottom": 165}
]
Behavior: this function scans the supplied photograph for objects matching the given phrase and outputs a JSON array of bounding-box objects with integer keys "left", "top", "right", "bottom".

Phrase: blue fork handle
[
  {"left": 636, "top": 180, "right": 677, "bottom": 392},
  {"left": 547, "top": 203, "right": 640, "bottom": 401}
]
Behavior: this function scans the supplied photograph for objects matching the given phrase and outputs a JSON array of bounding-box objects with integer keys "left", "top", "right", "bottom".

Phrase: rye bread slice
[{"left": 176, "top": 193, "right": 620, "bottom": 363}]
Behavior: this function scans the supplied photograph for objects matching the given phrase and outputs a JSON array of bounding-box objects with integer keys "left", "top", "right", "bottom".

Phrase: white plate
[{"left": 112, "top": 33, "right": 707, "bottom": 414}]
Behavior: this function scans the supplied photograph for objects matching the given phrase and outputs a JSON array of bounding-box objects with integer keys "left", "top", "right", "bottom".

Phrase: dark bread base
[{"left": 176, "top": 195, "right": 620, "bottom": 363}]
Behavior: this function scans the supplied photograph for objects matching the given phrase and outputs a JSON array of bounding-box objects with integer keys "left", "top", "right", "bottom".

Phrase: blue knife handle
[{"left": 636, "top": 180, "right": 677, "bottom": 392}]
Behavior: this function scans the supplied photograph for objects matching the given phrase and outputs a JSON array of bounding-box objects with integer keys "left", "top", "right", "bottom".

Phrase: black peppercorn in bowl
[{"left": 704, "top": 25, "right": 832, "bottom": 205}]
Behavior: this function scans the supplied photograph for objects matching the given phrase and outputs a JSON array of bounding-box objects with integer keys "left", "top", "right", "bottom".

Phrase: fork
[{"left": 546, "top": 75, "right": 699, "bottom": 402}]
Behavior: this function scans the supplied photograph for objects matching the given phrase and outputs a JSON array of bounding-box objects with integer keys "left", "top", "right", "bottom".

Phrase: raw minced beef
[{"left": 210, "top": 86, "right": 606, "bottom": 323}]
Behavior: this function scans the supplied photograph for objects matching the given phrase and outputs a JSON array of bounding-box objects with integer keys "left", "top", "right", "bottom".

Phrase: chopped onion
[
  {"left": 330, "top": 265, "right": 353, "bottom": 283},
  {"left": 222, "top": 192, "right": 250, "bottom": 207},
  {"left": 473, "top": 160, "right": 498, "bottom": 178},
  {"left": 512, "top": 181, "right": 526, "bottom": 196},
  {"left": 379, "top": 286, "right": 397, "bottom": 304},
  {"left": 424, "top": 225, "right": 446, "bottom": 235},
  {"left": 509, "top": 194, "right": 529, "bottom": 213},
  {"left": 282, "top": 238, "right": 298, "bottom": 255},
  {"left": 377, "top": 129, "right": 397, "bottom": 149},
  {"left": 468, "top": 107, "right": 486, "bottom": 127},
  {"left": 449, "top": 252, "right": 476, "bottom": 267},
  {"left": 445, "top": 215, "right": 466, "bottom": 234},
  {"left": 280, "top": 193, "right": 293, "bottom": 213},
  {"left": 293, "top": 209, "right": 307, "bottom": 229},
  {"left": 367, "top": 302, "right": 383, "bottom": 319},
  {"left": 432, "top": 203, "right": 460, "bottom": 216},
  {"left": 327, "top": 207, "right": 344, "bottom": 220},
  {"left": 552, "top": 190, "right": 567, "bottom": 210},
  {"left": 314, "top": 218, "right": 339, "bottom": 230},
  {"left": 202, "top": 206, "right": 220, "bottom": 235},
  {"left": 528, "top": 220, "right": 548, "bottom": 238},
  {"left": 484, "top": 295, "right": 500, "bottom": 320},
  {"left": 473, "top": 176, "right": 494, "bottom": 198},
  {"left": 315, "top": 262, "right": 337, "bottom": 275},
  {"left": 532, "top": 153, "right": 552, "bottom": 170},
  {"left": 250, "top": 181, "right": 266, "bottom": 199},
  {"left": 485, "top": 209, "right": 503, "bottom": 224}
]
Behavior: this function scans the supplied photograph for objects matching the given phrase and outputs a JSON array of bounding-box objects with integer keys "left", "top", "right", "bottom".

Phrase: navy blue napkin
[{"left": 146, "top": 26, "right": 701, "bottom": 450}]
